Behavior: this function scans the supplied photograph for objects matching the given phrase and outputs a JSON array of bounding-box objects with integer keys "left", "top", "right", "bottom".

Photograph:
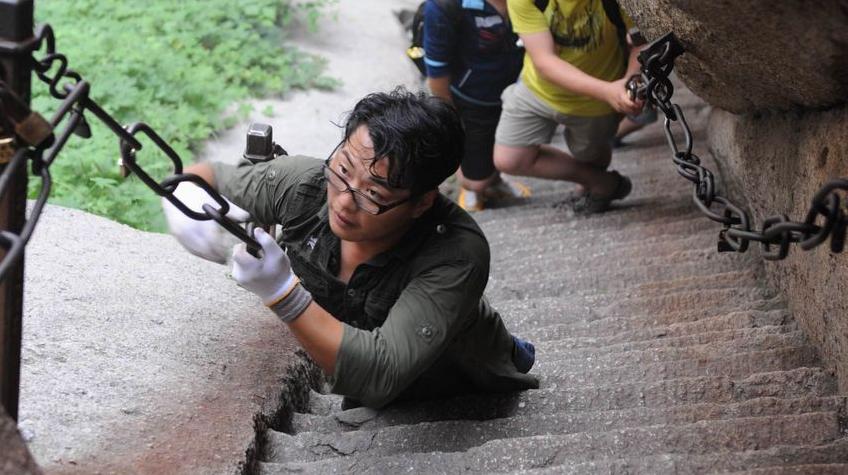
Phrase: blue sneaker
[{"left": 512, "top": 336, "right": 536, "bottom": 373}]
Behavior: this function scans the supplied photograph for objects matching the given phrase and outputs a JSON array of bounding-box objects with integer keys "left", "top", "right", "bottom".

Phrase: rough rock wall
[
  {"left": 709, "top": 107, "right": 848, "bottom": 391},
  {"left": 619, "top": 0, "right": 848, "bottom": 390},
  {"left": 620, "top": 0, "right": 848, "bottom": 114},
  {"left": 1, "top": 408, "right": 41, "bottom": 475}
]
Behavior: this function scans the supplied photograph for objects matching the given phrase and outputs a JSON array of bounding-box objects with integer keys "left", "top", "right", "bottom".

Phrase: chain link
[
  {"left": 633, "top": 32, "right": 848, "bottom": 260},
  {"left": 0, "top": 24, "right": 261, "bottom": 283}
]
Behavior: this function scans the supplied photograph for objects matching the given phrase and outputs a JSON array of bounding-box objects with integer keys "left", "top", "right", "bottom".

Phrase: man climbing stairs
[{"left": 254, "top": 87, "right": 848, "bottom": 474}]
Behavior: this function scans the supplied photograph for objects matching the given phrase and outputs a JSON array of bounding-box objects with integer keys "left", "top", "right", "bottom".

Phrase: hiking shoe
[
  {"left": 458, "top": 188, "right": 485, "bottom": 212},
  {"left": 572, "top": 171, "right": 632, "bottom": 214},
  {"left": 485, "top": 177, "right": 532, "bottom": 201}
]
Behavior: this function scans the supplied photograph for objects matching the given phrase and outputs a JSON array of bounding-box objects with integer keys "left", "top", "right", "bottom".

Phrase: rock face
[
  {"left": 621, "top": 1, "right": 848, "bottom": 391},
  {"left": 709, "top": 107, "right": 848, "bottom": 392},
  {"left": 1, "top": 407, "right": 41, "bottom": 475},
  {"left": 620, "top": 0, "right": 848, "bottom": 113}
]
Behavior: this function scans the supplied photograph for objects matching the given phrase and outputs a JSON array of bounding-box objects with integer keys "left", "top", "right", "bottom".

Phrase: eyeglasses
[{"left": 323, "top": 154, "right": 411, "bottom": 216}]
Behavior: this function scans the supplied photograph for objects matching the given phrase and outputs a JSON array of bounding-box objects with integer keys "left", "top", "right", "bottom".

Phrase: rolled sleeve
[
  {"left": 423, "top": 0, "right": 457, "bottom": 78},
  {"left": 331, "top": 259, "right": 487, "bottom": 408},
  {"left": 209, "top": 155, "right": 322, "bottom": 225}
]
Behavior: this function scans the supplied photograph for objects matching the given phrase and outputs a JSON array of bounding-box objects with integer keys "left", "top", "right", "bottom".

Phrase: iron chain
[
  {"left": 0, "top": 24, "right": 261, "bottom": 283},
  {"left": 633, "top": 33, "right": 848, "bottom": 260}
]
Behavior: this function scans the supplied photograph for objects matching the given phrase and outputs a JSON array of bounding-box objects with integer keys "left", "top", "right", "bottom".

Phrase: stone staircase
[{"left": 253, "top": 91, "right": 848, "bottom": 473}]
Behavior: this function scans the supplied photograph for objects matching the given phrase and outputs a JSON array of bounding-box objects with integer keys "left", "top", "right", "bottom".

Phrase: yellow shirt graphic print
[{"left": 508, "top": 0, "right": 632, "bottom": 116}]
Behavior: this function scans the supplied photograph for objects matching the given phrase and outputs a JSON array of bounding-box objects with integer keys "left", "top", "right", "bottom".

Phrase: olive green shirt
[{"left": 211, "top": 156, "right": 538, "bottom": 408}]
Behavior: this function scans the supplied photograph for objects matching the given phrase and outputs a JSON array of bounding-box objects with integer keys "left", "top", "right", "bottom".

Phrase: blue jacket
[{"left": 423, "top": 0, "right": 523, "bottom": 106}]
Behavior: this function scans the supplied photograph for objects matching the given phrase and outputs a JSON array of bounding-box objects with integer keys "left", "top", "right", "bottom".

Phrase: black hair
[{"left": 341, "top": 86, "right": 464, "bottom": 196}]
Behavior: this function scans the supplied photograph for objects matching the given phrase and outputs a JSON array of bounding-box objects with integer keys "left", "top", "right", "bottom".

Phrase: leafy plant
[{"left": 29, "top": 0, "right": 337, "bottom": 232}]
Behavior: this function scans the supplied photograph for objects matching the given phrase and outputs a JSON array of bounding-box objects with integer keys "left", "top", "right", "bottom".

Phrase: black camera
[{"left": 243, "top": 122, "right": 287, "bottom": 163}]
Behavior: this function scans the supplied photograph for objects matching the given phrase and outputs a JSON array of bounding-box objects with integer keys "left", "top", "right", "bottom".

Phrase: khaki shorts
[{"left": 495, "top": 80, "right": 621, "bottom": 165}]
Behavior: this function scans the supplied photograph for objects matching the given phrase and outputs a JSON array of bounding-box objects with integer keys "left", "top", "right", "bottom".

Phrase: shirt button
[
  {"left": 346, "top": 289, "right": 356, "bottom": 298},
  {"left": 436, "top": 224, "right": 447, "bottom": 234},
  {"left": 420, "top": 327, "right": 433, "bottom": 338},
  {"left": 268, "top": 170, "right": 276, "bottom": 179}
]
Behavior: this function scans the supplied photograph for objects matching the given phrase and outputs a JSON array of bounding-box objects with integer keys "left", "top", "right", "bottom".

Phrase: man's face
[{"left": 326, "top": 125, "right": 423, "bottom": 243}]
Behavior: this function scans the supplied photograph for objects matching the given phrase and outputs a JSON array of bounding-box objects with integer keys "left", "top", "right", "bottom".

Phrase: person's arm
[
  {"left": 423, "top": 0, "right": 456, "bottom": 104},
  {"left": 427, "top": 76, "right": 454, "bottom": 104},
  {"left": 331, "top": 259, "right": 487, "bottom": 407},
  {"left": 231, "top": 227, "right": 488, "bottom": 408},
  {"left": 520, "top": 30, "right": 640, "bottom": 115},
  {"left": 184, "top": 162, "right": 216, "bottom": 187}
]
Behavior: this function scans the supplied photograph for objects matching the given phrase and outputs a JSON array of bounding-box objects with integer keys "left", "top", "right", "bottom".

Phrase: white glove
[
  {"left": 231, "top": 228, "right": 296, "bottom": 306},
  {"left": 162, "top": 182, "right": 251, "bottom": 264}
]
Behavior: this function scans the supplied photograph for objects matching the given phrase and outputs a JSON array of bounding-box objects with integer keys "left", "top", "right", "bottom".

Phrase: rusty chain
[
  {"left": 0, "top": 23, "right": 261, "bottom": 282},
  {"left": 631, "top": 33, "right": 848, "bottom": 260}
]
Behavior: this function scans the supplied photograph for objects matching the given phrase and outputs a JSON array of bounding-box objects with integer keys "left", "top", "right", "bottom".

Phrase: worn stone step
[
  {"left": 509, "top": 307, "right": 789, "bottom": 341},
  {"left": 490, "top": 269, "right": 768, "bottom": 313},
  {"left": 496, "top": 275, "right": 776, "bottom": 327},
  {"left": 287, "top": 387, "right": 844, "bottom": 438},
  {"left": 306, "top": 391, "right": 344, "bottom": 416},
  {"left": 294, "top": 368, "right": 834, "bottom": 439},
  {"left": 488, "top": 259, "right": 751, "bottom": 301},
  {"left": 483, "top": 206, "right": 710, "bottom": 247},
  {"left": 540, "top": 346, "right": 820, "bottom": 388},
  {"left": 532, "top": 325, "right": 809, "bottom": 362},
  {"left": 520, "top": 439, "right": 848, "bottom": 474},
  {"left": 535, "top": 334, "right": 809, "bottom": 372},
  {"left": 492, "top": 247, "right": 758, "bottom": 287},
  {"left": 736, "top": 465, "right": 848, "bottom": 475},
  {"left": 489, "top": 226, "right": 721, "bottom": 267},
  {"left": 270, "top": 396, "right": 847, "bottom": 463},
  {"left": 259, "top": 412, "right": 841, "bottom": 470},
  {"left": 490, "top": 231, "right": 718, "bottom": 268},
  {"left": 535, "top": 324, "right": 798, "bottom": 359},
  {"left": 509, "top": 297, "right": 782, "bottom": 341},
  {"left": 493, "top": 286, "right": 774, "bottom": 317}
]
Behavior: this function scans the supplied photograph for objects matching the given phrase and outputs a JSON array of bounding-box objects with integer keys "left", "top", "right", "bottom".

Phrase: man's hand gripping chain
[{"left": 231, "top": 228, "right": 313, "bottom": 322}]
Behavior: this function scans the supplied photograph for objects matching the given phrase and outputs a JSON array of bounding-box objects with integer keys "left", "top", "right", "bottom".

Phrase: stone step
[
  {"left": 736, "top": 465, "right": 848, "bottom": 475},
  {"left": 270, "top": 397, "right": 847, "bottom": 463},
  {"left": 306, "top": 391, "right": 344, "bottom": 416},
  {"left": 520, "top": 439, "right": 848, "bottom": 474},
  {"left": 540, "top": 346, "right": 820, "bottom": 388},
  {"left": 510, "top": 297, "right": 782, "bottom": 341},
  {"left": 489, "top": 230, "right": 718, "bottom": 267},
  {"left": 490, "top": 254, "right": 752, "bottom": 294},
  {"left": 490, "top": 267, "right": 767, "bottom": 311},
  {"left": 535, "top": 324, "right": 798, "bottom": 357},
  {"left": 486, "top": 277, "right": 772, "bottom": 308},
  {"left": 533, "top": 332, "right": 807, "bottom": 374},
  {"left": 487, "top": 258, "right": 751, "bottom": 300},
  {"left": 299, "top": 368, "right": 834, "bottom": 436},
  {"left": 489, "top": 226, "right": 721, "bottom": 266},
  {"left": 508, "top": 307, "right": 790, "bottom": 341},
  {"left": 291, "top": 348, "right": 824, "bottom": 435},
  {"left": 483, "top": 206, "right": 711, "bottom": 247},
  {"left": 259, "top": 412, "right": 842, "bottom": 470},
  {"left": 289, "top": 387, "right": 844, "bottom": 436}
]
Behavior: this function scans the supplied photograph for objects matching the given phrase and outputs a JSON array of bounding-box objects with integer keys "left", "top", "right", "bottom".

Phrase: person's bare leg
[
  {"left": 493, "top": 143, "right": 617, "bottom": 196},
  {"left": 616, "top": 116, "right": 644, "bottom": 141},
  {"left": 461, "top": 173, "right": 499, "bottom": 193}
]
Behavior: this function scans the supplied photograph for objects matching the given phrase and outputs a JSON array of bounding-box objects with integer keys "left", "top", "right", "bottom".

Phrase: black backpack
[
  {"left": 405, "top": 0, "right": 460, "bottom": 76},
  {"left": 404, "top": 0, "right": 626, "bottom": 76}
]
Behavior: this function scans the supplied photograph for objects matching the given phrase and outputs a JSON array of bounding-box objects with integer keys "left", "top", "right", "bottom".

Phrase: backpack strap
[{"left": 600, "top": 0, "right": 628, "bottom": 57}]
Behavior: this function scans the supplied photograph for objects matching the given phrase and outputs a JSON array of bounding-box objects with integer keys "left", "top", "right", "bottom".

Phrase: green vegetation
[{"left": 30, "top": 0, "right": 336, "bottom": 232}]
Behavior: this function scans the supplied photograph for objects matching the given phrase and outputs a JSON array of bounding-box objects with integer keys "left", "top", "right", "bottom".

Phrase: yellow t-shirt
[{"left": 508, "top": 0, "right": 633, "bottom": 116}]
